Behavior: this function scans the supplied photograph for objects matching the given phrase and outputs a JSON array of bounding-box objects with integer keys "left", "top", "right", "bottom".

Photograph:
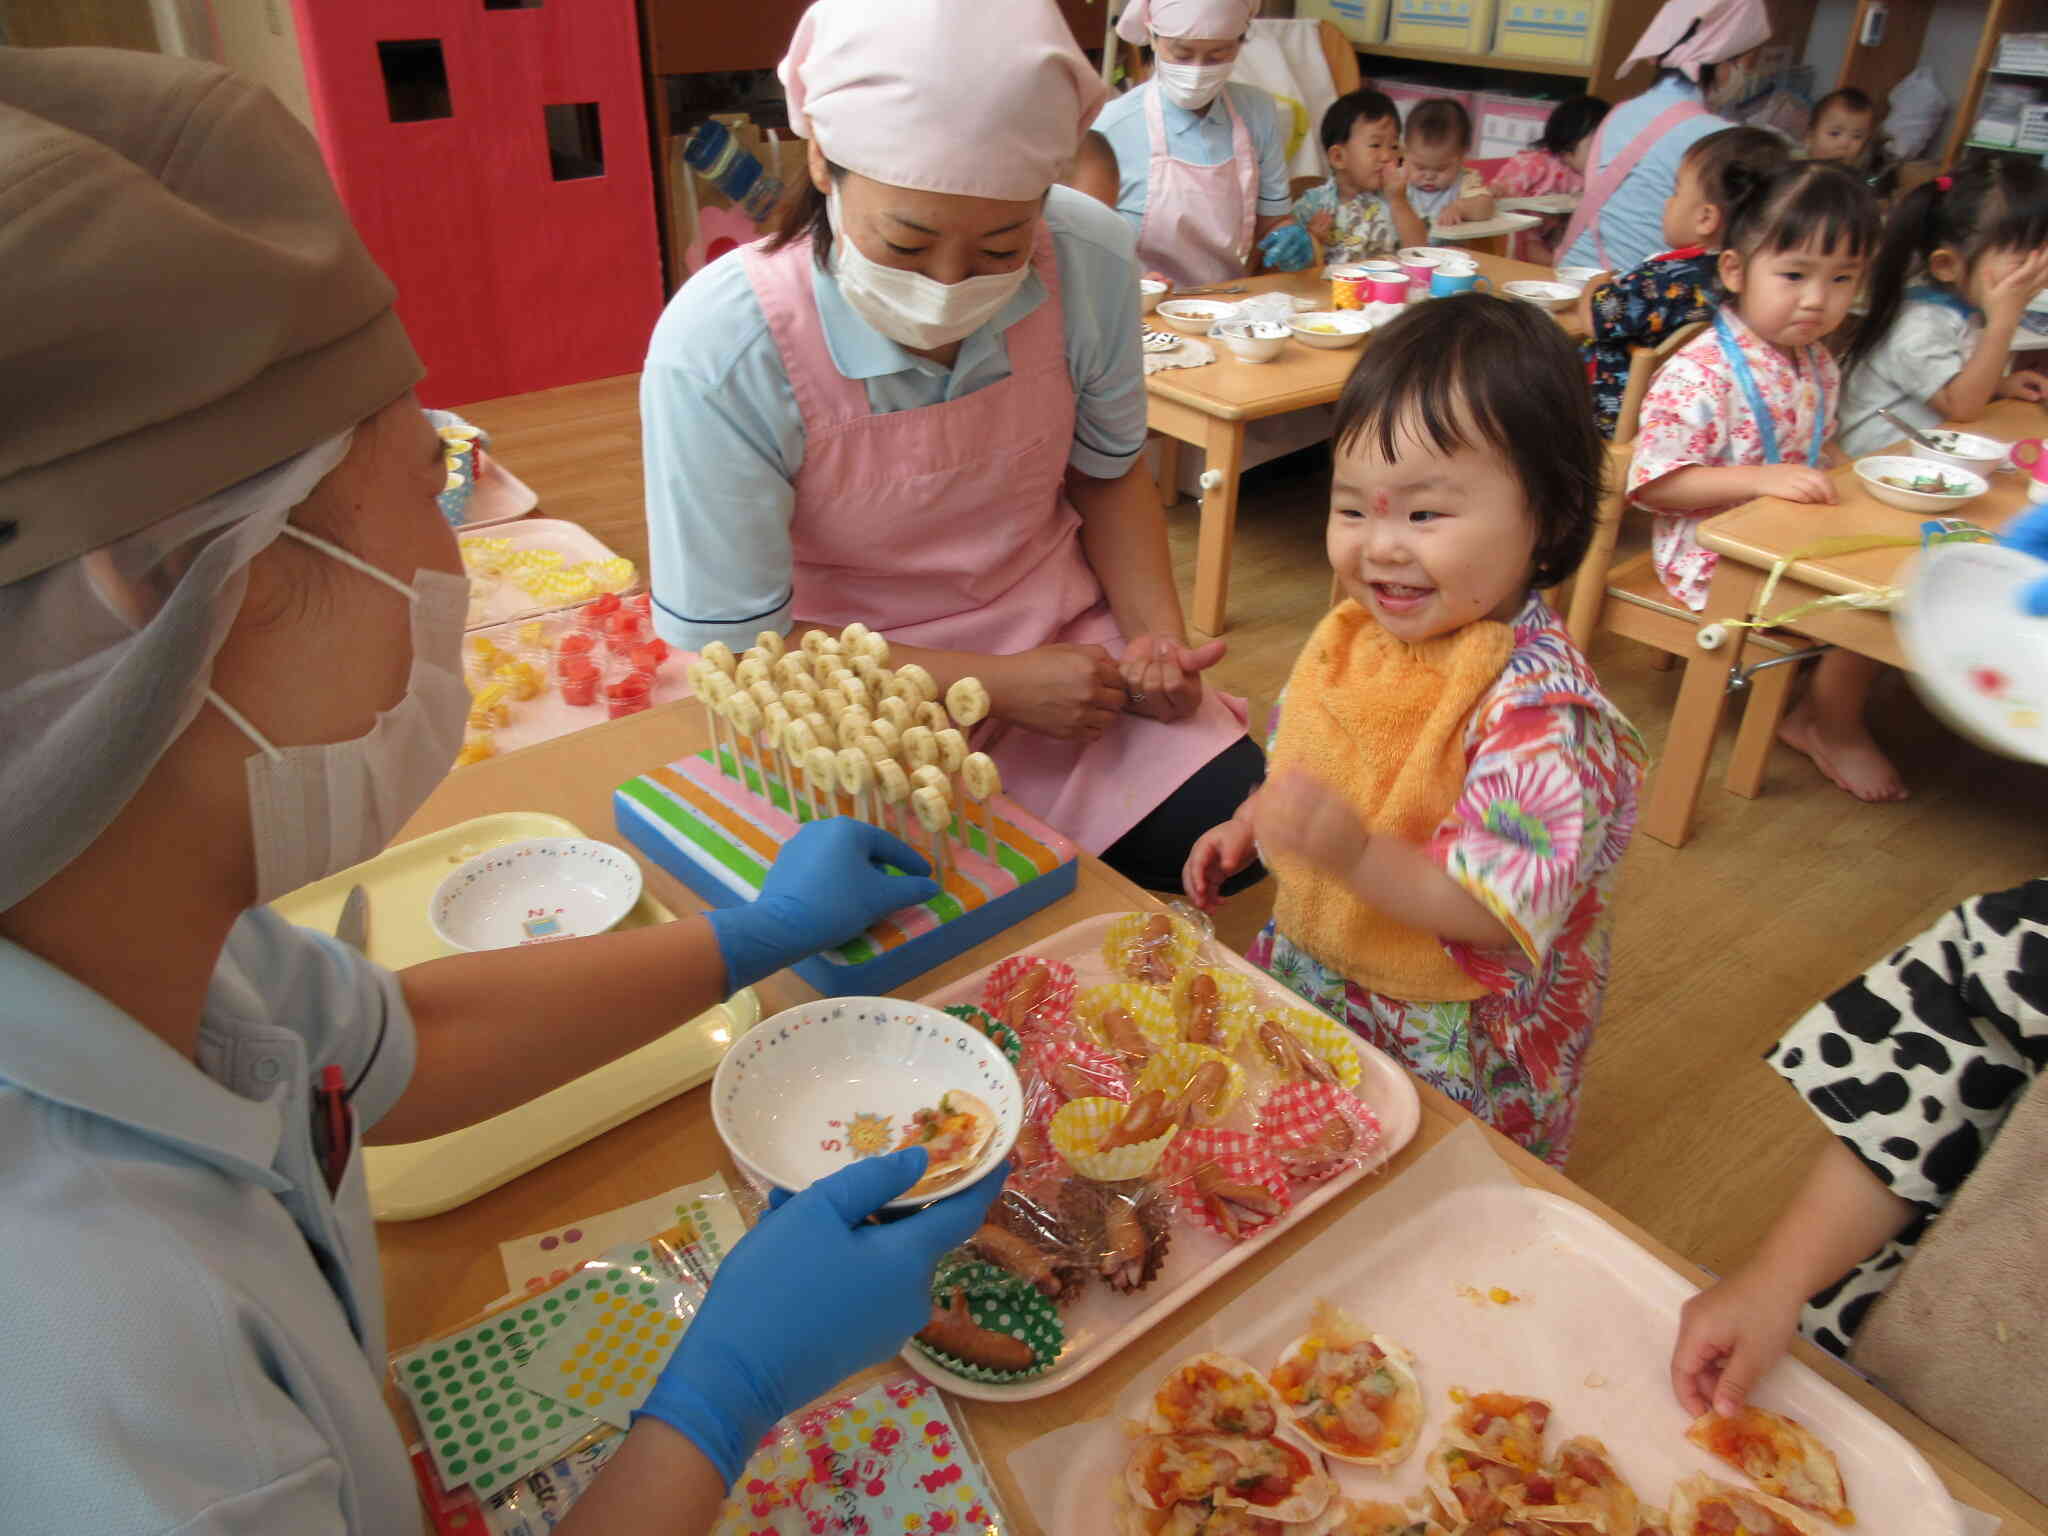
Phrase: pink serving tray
[{"left": 901, "top": 913, "right": 1422, "bottom": 1403}]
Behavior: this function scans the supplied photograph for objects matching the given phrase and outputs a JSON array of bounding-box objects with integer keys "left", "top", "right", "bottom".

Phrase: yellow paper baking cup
[
  {"left": 1136, "top": 1043, "right": 1246, "bottom": 1125},
  {"left": 1050, "top": 1096, "right": 1178, "bottom": 1182},
  {"left": 1167, "top": 967, "right": 1256, "bottom": 1054},
  {"left": 1252, "top": 1007, "right": 1365, "bottom": 1094},
  {"left": 1102, "top": 911, "right": 1202, "bottom": 987},
  {"left": 1072, "top": 982, "right": 1179, "bottom": 1058}
]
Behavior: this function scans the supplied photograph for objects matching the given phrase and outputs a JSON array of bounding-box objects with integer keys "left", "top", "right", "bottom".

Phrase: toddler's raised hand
[
  {"left": 1984, "top": 246, "right": 2048, "bottom": 325},
  {"left": 1250, "top": 768, "right": 1370, "bottom": 878},
  {"left": 1380, "top": 158, "right": 1409, "bottom": 200},
  {"left": 1757, "top": 464, "right": 1838, "bottom": 504}
]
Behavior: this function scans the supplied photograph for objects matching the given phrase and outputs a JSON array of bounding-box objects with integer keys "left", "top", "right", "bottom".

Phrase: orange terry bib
[{"left": 1270, "top": 601, "right": 1513, "bottom": 1002}]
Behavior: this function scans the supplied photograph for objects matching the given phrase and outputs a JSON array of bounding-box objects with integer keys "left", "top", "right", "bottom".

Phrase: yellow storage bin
[
  {"left": 1295, "top": 0, "right": 1389, "bottom": 45},
  {"left": 1386, "top": 0, "right": 1496, "bottom": 53},
  {"left": 1490, "top": 0, "right": 1606, "bottom": 67}
]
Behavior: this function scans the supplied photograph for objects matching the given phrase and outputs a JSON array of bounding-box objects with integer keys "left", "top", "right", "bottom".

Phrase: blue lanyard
[
  {"left": 1905, "top": 284, "right": 1981, "bottom": 323},
  {"left": 1712, "top": 310, "right": 1826, "bottom": 466}
]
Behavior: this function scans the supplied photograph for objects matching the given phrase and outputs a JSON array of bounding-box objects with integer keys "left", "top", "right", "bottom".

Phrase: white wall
[{"left": 1801, "top": 0, "right": 1855, "bottom": 87}]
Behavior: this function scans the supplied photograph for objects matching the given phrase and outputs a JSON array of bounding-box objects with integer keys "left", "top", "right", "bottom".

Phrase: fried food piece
[{"left": 916, "top": 1289, "right": 1036, "bottom": 1372}]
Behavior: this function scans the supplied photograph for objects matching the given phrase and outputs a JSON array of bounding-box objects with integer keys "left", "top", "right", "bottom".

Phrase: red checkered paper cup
[
  {"left": 1026, "top": 1031, "right": 1131, "bottom": 1106},
  {"left": 981, "top": 954, "right": 1078, "bottom": 1034},
  {"left": 1162, "top": 1127, "right": 1292, "bottom": 1242},
  {"left": 1258, "top": 1081, "right": 1380, "bottom": 1184}
]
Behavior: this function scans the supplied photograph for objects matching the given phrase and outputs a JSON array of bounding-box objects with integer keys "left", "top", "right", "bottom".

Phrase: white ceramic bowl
[
  {"left": 1217, "top": 319, "right": 1290, "bottom": 362},
  {"left": 430, "top": 837, "right": 642, "bottom": 952},
  {"left": 1555, "top": 265, "right": 1602, "bottom": 288},
  {"left": 1288, "top": 310, "right": 1374, "bottom": 349},
  {"left": 1155, "top": 298, "right": 1239, "bottom": 334},
  {"left": 1907, "top": 428, "right": 2012, "bottom": 478},
  {"left": 1503, "top": 279, "right": 1581, "bottom": 311},
  {"left": 712, "top": 997, "right": 1023, "bottom": 1207},
  {"left": 1898, "top": 542, "right": 2048, "bottom": 763},
  {"left": 1853, "top": 455, "right": 1990, "bottom": 514},
  {"left": 1139, "top": 278, "right": 1169, "bottom": 314}
]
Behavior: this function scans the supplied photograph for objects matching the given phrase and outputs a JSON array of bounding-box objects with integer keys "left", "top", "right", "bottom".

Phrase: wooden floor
[{"left": 456, "top": 373, "right": 2045, "bottom": 1280}]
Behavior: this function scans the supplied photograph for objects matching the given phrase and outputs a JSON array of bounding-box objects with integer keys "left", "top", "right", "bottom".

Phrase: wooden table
[
  {"left": 379, "top": 704, "right": 2047, "bottom": 1533},
  {"left": 1148, "top": 254, "right": 1566, "bottom": 638},
  {"left": 1640, "top": 399, "right": 2045, "bottom": 847}
]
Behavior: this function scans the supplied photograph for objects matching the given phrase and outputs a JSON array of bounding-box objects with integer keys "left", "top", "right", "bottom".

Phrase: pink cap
[
  {"left": 780, "top": 0, "right": 1106, "bottom": 201},
  {"left": 1620, "top": 0, "right": 1769, "bottom": 80},
  {"left": 1116, "top": 0, "right": 1260, "bottom": 44}
]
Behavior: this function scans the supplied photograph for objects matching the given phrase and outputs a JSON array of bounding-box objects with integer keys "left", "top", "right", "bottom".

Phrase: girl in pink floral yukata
[
  {"left": 1183, "top": 295, "right": 1646, "bottom": 1168},
  {"left": 1629, "top": 161, "right": 1893, "bottom": 800}
]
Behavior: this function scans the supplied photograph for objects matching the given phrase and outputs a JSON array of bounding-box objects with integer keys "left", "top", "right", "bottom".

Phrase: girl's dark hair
[
  {"left": 1680, "top": 125, "right": 1794, "bottom": 230},
  {"left": 1405, "top": 98, "right": 1472, "bottom": 154},
  {"left": 1536, "top": 94, "right": 1610, "bottom": 157},
  {"left": 1330, "top": 293, "right": 1602, "bottom": 590},
  {"left": 767, "top": 159, "right": 842, "bottom": 265},
  {"left": 1723, "top": 159, "right": 1881, "bottom": 266},
  {"left": 1321, "top": 88, "right": 1400, "bottom": 152},
  {"left": 1845, "top": 157, "right": 2048, "bottom": 378},
  {"left": 1812, "top": 86, "right": 1874, "bottom": 121}
]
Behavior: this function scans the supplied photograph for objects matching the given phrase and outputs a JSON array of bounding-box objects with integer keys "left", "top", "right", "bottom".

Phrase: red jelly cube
[
  {"left": 557, "top": 631, "right": 594, "bottom": 656},
  {"left": 628, "top": 593, "right": 653, "bottom": 617},
  {"left": 586, "top": 592, "right": 622, "bottom": 619},
  {"left": 560, "top": 674, "right": 597, "bottom": 706},
  {"left": 628, "top": 643, "right": 666, "bottom": 674}
]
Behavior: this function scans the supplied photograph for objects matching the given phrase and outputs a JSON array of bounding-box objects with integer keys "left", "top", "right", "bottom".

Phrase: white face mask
[
  {"left": 208, "top": 525, "right": 469, "bottom": 904},
  {"left": 1154, "top": 57, "right": 1233, "bottom": 111},
  {"left": 826, "top": 187, "right": 1032, "bottom": 351}
]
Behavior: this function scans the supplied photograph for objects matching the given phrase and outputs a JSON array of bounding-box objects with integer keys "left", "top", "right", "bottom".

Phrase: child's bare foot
[{"left": 1777, "top": 701, "right": 1907, "bottom": 802}]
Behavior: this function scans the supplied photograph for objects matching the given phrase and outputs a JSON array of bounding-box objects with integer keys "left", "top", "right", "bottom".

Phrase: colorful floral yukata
[{"left": 1247, "top": 595, "right": 1646, "bottom": 1166}]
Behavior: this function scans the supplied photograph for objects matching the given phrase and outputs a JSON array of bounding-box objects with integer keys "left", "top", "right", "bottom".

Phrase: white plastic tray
[
  {"left": 1497, "top": 193, "right": 1579, "bottom": 215},
  {"left": 1429, "top": 210, "right": 1542, "bottom": 242},
  {"left": 1012, "top": 1130, "right": 1962, "bottom": 1535},
  {"left": 270, "top": 811, "right": 755, "bottom": 1220},
  {"left": 460, "top": 518, "right": 638, "bottom": 630},
  {"left": 901, "top": 913, "right": 1422, "bottom": 1402}
]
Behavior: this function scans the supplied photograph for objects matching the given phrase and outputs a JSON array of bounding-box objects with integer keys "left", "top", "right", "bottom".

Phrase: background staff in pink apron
[
  {"left": 643, "top": 0, "right": 1262, "bottom": 895},
  {"left": 1092, "top": 0, "right": 1294, "bottom": 288},
  {"left": 1557, "top": 0, "right": 1767, "bottom": 279}
]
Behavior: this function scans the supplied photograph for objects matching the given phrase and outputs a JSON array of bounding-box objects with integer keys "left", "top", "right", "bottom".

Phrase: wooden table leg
[
  {"left": 1191, "top": 416, "right": 1248, "bottom": 639},
  {"left": 1154, "top": 434, "right": 1182, "bottom": 508},
  {"left": 1724, "top": 646, "right": 1803, "bottom": 799},
  {"left": 1639, "top": 562, "right": 1764, "bottom": 847}
]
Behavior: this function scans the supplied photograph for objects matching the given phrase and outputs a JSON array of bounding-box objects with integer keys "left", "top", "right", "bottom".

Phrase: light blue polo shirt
[
  {"left": 1559, "top": 74, "right": 1729, "bottom": 276},
  {"left": 641, "top": 185, "right": 1149, "bottom": 653},
  {"left": 1094, "top": 79, "right": 1295, "bottom": 233},
  {"left": 0, "top": 910, "right": 422, "bottom": 1533}
]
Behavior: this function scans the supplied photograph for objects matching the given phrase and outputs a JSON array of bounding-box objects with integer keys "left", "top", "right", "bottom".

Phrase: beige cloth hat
[{"left": 0, "top": 46, "right": 422, "bottom": 586}]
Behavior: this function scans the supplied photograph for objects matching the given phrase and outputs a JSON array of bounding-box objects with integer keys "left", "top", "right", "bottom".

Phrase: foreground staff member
[
  {"left": 0, "top": 48, "right": 997, "bottom": 1534},
  {"left": 641, "top": 0, "right": 1261, "bottom": 895}
]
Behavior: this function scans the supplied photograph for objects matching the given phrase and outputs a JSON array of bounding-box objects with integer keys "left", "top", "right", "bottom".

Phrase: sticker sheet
[
  {"left": 498, "top": 1175, "right": 746, "bottom": 1294},
  {"left": 711, "top": 1374, "right": 1010, "bottom": 1536}
]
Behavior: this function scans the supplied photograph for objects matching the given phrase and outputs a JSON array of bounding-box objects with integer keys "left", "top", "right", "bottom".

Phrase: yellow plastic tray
[{"left": 269, "top": 811, "right": 757, "bottom": 1221}]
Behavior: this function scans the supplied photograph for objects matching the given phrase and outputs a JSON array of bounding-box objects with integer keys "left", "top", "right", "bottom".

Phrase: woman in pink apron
[
  {"left": 1092, "top": 0, "right": 1293, "bottom": 288},
  {"left": 1556, "top": 0, "right": 1767, "bottom": 278},
  {"left": 642, "top": 0, "right": 1260, "bottom": 893}
]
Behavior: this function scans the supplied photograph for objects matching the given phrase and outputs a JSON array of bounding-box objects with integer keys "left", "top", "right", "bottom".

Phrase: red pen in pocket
[{"left": 313, "top": 1064, "right": 354, "bottom": 1197}]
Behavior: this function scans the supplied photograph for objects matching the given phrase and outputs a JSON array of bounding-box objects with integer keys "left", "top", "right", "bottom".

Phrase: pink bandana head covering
[
  {"left": 1115, "top": 0, "right": 1260, "bottom": 44},
  {"left": 1620, "top": 0, "right": 1769, "bottom": 80},
  {"left": 780, "top": 0, "right": 1107, "bottom": 202}
]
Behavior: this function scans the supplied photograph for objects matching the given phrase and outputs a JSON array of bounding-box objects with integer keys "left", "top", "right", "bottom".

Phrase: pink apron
[
  {"left": 740, "top": 229, "right": 1248, "bottom": 854},
  {"left": 1558, "top": 98, "right": 1710, "bottom": 269},
  {"left": 1138, "top": 81, "right": 1259, "bottom": 289}
]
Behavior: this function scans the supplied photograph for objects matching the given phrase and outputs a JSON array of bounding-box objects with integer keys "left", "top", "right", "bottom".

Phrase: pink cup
[
  {"left": 1399, "top": 249, "right": 1442, "bottom": 291},
  {"left": 1368, "top": 272, "right": 1411, "bottom": 303}
]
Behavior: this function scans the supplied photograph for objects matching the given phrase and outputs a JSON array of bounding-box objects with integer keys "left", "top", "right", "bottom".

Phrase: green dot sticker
[
  {"left": 475, "top": 1473, "right": 494, "bottom": 1491},
  {"left": 523, "top": 1308, "right": 538, "bottom": 1322},
  {"left": 432, "top": 1349, "right": 448, "bottom": 1363},
  {"left": 449, "top": 1459, "right": 467, "bottom": 1476},
  {"left": 606, "top": 1269, "right": 623, "bottom": 1283},
  {"left": 438, "top": 1365, "right": 455, "bottom": 1380},
  {"left": 634, "top": 1249, "right": 650, "bottom": 1262},
  {"left": 409, "top": 1359, "right": 428, "bottom": 1376},
  {"left": 524, "top": 1427, "right": 540, "bottom": 1441},
  {"left": 543, "top": 1298, "right": 558, "bottom": 1312},
  {"left": 421, "top": 1390, "right": 438, "bottom": 1405},
  {"left": 547, "top": 1414, "right": 563, "bottom": 1430}
]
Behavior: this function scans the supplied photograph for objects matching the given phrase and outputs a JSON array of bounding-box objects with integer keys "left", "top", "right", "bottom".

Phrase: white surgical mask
[
  {"left": 208, "top": 525, "right": 469, "bottom": 904},
  {"left": 826, "top": 187, "right": 1032, "bottom": 351},
  {"left": 1153, "top": 58, "right": 1233, "bottom": 112}
]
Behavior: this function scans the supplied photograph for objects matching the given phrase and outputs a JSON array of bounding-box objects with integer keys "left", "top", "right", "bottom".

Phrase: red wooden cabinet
[{"left": 292, "top": 0, "right": 662, "bottom": 407}]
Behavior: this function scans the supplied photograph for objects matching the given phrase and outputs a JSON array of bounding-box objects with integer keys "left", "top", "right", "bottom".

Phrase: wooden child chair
[{"left": 1562, "top": 322, "right": 1823, "bottom": 800}]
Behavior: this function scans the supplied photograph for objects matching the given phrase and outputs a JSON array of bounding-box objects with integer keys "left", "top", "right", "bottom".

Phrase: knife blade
[{"left": 335, "top": 884, "right": 370, "bottom": 955}]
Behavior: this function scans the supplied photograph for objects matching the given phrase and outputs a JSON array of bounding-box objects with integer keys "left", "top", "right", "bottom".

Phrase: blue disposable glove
[
  {"left": 1258, "top": 221, "right": 1314, "bottom": 272},
  {"left": 637, "top": 1147, "right": 1005, "bottom": 1484},
  {"left": 704, "top": 818, "right": 939, "bottom": 992},
  {"left": 1999, "top": 503, "right": 2048, "bottom": 615}
]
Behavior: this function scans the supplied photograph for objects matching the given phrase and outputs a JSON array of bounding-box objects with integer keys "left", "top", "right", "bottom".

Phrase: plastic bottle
[{"left": 682, "top": 120, "right": 783, "bottom": 222}]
